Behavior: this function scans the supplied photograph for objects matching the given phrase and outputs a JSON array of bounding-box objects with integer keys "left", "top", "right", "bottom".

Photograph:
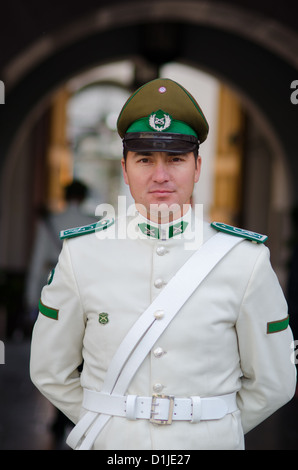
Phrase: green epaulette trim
[
  {"left": 211, "top": 221, "right": 268, "bottom": 244},
  {"left": 60, "top": 218, "right": 114, "bottom": 240}
]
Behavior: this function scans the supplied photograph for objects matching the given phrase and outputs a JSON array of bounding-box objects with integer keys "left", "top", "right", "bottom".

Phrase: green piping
[
  {"left": 39, "top": 299, "right": 59, "bottom": 320},
  {"left": 267, "top": 315, "right": 289, "bottom": 334}
]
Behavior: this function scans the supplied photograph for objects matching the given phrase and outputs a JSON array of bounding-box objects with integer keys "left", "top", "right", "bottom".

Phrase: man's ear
[
  {"left": 194, "top": 155, "right": 202, "bottom": 183},
  {"left": 121, "top": 158, "right": 129, "bottom": 185}
]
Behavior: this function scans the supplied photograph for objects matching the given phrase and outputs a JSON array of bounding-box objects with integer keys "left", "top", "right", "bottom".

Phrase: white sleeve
[
  {"left": 236, "top": 246, "right": 297, "bottom": 434},
  {"left": 30, "top": 240, "right": 85, "bottom": 424}
]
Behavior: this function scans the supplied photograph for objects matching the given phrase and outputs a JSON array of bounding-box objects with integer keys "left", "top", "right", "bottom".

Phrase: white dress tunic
[{"left": 30, "top": 212, "right": 296, "bottom": 450}]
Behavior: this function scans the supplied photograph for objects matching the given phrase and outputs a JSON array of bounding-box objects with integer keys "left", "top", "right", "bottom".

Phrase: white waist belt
[{"left": 83, "top": 389, "right": 238, "bottom": 425}]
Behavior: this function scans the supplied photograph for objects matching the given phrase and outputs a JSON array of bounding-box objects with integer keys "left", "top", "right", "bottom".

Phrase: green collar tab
[
  {"left": 60, "top": 218, "right": 114, "bottom": 240},
  {"left": 138, "top": 220, "right": 188, "bottom": 239},
  {"left": 211, "top": 221, "right": 268, "bottom": 244}
]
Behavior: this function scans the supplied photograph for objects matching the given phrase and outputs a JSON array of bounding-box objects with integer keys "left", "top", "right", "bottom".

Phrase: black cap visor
[{"left": 123, "top": 132, "right": 199, "bottom": 154}]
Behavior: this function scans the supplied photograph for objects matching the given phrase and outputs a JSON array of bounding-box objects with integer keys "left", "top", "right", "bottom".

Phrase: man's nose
[{"left": 152, "top": 161, "right": 169, "bottom": 182}]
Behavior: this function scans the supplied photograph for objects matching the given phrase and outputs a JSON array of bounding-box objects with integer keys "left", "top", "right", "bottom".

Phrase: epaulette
[
  {"left": 60, "top": 218, "right": 114, "bottom": 240},
  {"left": 211, "top": 221, "right": 268, "bottom": 244}
]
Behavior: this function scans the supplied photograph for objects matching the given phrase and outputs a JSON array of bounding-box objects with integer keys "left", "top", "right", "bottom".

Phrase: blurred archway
[{"left": 0, "top": 5, "right": 296, "bottom": 278}]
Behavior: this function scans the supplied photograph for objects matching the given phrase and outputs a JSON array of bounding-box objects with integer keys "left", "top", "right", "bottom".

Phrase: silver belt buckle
[{"left": 150, "top": 394, "right": 175, "bottom": 425}]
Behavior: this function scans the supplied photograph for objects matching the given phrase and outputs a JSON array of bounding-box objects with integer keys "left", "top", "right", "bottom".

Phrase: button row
[
  {"left": 152, "top": 245, "right": 167, "bottom": 396},
  {"left": 152, "top": 298, "right": 166, "bottom": 388}
]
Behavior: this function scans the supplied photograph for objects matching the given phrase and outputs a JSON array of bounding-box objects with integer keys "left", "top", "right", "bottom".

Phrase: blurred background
[{"left": 0, "top": 0, "right": 298, "bottom": 450}]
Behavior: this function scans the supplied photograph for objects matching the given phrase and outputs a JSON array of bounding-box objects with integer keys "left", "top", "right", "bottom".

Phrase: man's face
[{"left": 121, "top": 150, "right": 201, "bottom": 222}]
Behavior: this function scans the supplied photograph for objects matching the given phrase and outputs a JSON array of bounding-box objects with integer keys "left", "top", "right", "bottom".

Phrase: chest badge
[{"left": 98, "top": 312, "right": 109, "bottom": 325}]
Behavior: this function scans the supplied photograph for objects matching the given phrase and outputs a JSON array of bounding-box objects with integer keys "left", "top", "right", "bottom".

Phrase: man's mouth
[{"left": 149, "top": 189, "right": 174, "bottom": 194}]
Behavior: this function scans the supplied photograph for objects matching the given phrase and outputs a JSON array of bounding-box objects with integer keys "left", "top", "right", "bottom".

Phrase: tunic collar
[{"left": 136, "top": 209, "right": 192, "bottom": 240}]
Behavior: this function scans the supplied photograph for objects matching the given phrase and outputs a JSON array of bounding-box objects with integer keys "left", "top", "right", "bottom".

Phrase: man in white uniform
[{"left": 30, "top": 78, "right": 296, "bottom": 450}]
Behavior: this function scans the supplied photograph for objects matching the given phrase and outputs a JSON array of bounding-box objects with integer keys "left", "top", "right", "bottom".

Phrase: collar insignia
[{"left": 138, "top": 221, "right": 188, "bottom": 239}]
